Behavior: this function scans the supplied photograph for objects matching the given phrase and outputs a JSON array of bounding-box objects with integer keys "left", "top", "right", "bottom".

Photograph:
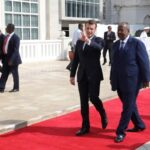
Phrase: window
[
  {"left": 5, "top": 1, "right": 12, "bottom": 11},
  {"left": 23, "top": 28, "right": 30, "bottom": 40},
  {"left": 22, "top": 2, "right": 30, "bottom": 13},
  {"left": 31, "top": 3, "right": 38, "bottom": 13},
  {"left": 5, "top": 14, "right": 12, "bottom": 25},
  {"left": 13, "top": 2, "right": 21, "bottom": 12},
  {"left": 31, "top": 28, "right": 38, "bottom": 39},
  {"left": 31, "top": 15, "right": 38, "bottom": 27},
  {"left": 65, "top": 0, "right": 100, "bottom": 19},
  {"left": 4, "top": 0, "right": 39, "bottom": 40},
  {"left": 14, "top": 14, "right": 21, "bottom": 26},
  {"left": 23, "top": 15, "right": 30, "bottom": 26}
]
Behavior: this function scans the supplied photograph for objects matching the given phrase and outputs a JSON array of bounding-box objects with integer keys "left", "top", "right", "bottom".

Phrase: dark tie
[{"left": 120, "top": 41, "right": 124, "bottom": 51}]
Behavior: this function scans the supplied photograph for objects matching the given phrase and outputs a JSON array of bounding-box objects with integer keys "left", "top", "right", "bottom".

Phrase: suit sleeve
[
  {"left": 136, "top": 39, "right": 150, "bottom": 82},
  {"left": 70, "top": 40, "right": 80, "bottom": 77},
  {"left": 10, "top": 35, "right": 20, "bottom": 64},
  {"left": 84, "top": 37, "right": 104, "bottom": 53}
]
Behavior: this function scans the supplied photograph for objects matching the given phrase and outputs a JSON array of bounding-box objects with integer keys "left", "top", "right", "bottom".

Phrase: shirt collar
[
  {"left": 120, "top": 35, "right": 130, "bottom": 44},
  {"left": 89, "top": 35, "right": 94, "bottom": 40},
  {"left": 7, "top": 32, "right": 14, "bottom": 37}
]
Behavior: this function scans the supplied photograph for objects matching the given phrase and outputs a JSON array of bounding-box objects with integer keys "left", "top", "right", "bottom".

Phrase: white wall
[
  {"left": 0, "top": 0, "right": 5, "bottom": 32},
  {"left": 39, "top": 0, "right": 46, "bottom": 40},
  {"left": 106, "top": 0, "right": 150, "bottom": 25},
  {"left": 48, "top": 0, "right": 61, "bottom": 39}
]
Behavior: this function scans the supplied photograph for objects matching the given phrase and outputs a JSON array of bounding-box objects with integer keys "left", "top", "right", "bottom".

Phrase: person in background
[
  {"left": 0, "top": 23, "right": 22, "bottom": 93},
  {"left": 102, "top": 26, "right": 116, "bottom": 65},
  {"left": 70, "top": 20, "right": 108, "bottom": 136},
  {"left": 0, "top": 30, "right": 5, "bottom": 72},
  {"left": 140, "top": 26, "right": 150, "bottom": 56},
  {"left": 110, "top": 22, "right": 150, "bottom": 143},
  {"left": 66, "top": 23, "right": 83, "bottom": 71}
]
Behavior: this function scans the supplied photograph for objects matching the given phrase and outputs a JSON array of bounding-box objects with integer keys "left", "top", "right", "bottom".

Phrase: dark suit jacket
[
  {"left": 70, "top": 36, "right": 104, "bottom": 83},
  {"left": 110, "top": 36, "right": 150, "bottom": 92},
  {"left": 104, "top": 31, "right": 116, "bottom": 49},
  {"left": 104, "top": 31, "right": 116, "bottom": 42},
  {"left": 0, "top": 33, "right": 5, "bottom": 60},
  {"left": 4, "top": 33, "right": 22, "bottom": 65}
]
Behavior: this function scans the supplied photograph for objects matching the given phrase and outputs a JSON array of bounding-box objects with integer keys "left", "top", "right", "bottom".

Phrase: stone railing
[
  {"left": 19, "top": 37, "right": 150, "bottom": 63},
  {"left": 20, "top": 37, "right": 71, "bottom": 62}
]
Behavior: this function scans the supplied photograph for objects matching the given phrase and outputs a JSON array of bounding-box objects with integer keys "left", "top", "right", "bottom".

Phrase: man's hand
[
  {"left": 70, "top": 77, "right": 75, "bottom": 85},
  {"left": 80, "top": 32, "right": 89, "bottom": 43},
  {"left": 143, "top": 82, "right": 149, "bottom": 88}
]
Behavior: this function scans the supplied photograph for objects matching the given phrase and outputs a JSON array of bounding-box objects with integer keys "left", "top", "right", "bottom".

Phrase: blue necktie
[{"left": 120, "top": 41, "right": 124, "bottom": 51}]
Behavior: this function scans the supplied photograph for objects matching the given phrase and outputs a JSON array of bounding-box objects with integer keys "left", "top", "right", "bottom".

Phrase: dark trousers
[
  {"left": 0, "top": 62, "right": 19, "bottom": 90},
  {"left": 103, "top": 43, "right": 113, "bottom": 64},
  {"left": 78, "top": 75, "right": 106, "bottom": 128},
  {"left": 116, "top": 87, "right": 145, "bottom": 135}
]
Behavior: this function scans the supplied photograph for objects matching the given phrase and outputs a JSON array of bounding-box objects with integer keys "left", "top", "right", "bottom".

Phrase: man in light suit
[
  {"left": 103, "top": 26, "right": 116, "bottom": 65},
  {"left": 70, "top": 20, "right": 108, "bottom": 136},
  {"left": 110, "top": 22, "right": 150, "bottom": 143},
  {"left": 0, "top": 23, "right": 22, "bottom": 93}
]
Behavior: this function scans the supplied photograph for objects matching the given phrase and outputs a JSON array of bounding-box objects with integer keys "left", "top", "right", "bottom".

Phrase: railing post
[{"left": 59, "top": 32, "right": 71, "bottom": 60}]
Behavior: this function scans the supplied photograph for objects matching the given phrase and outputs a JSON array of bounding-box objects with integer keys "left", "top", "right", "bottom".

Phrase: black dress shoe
[
  {"left": 75, "top": 128, "right": 89, "bottom": 136},
  {"left": 126, "top": 127, "right": 145, "bottom": 132},
  {"left": 9, "top": 89, "right": 19, "bottom": 92},
  {"left": 114, "top": 134, "right": 125, "bottom": 143},
  {"left": 102, "top": 117, "right": 108, "bottom": 129}
]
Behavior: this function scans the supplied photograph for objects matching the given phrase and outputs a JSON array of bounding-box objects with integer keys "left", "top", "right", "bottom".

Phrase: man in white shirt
[
  {"left": 72, "top": 23, "right": 83, "bottom": 50},
  {"left": 66, "top": 23, "right": 83, "bottom": 71}
]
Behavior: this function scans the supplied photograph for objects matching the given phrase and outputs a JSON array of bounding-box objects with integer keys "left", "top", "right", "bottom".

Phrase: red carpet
[{"left": 0, "top": 89, "right": 150, "bottom": 150}]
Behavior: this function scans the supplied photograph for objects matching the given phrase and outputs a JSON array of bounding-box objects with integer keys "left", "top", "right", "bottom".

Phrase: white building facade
[
  {"left": 0, "top": 0, "right": 149, "bottom": 62},
  {"left": 104, "top": 0, "right": 150, "bottom": 25},
  {"left": 0, "top": 0, "right": 103, "bottom": 40},
  {"left": 0, "top": 0, "right": 104, "bottom": 62}
]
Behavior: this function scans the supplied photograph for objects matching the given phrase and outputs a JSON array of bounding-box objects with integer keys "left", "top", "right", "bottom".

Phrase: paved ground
[
  {"left": 0, "top": 60, "right": 149, "bottom": 150},
  {"left": 0, "top": 60, "right": 116, "bottom": 133}
]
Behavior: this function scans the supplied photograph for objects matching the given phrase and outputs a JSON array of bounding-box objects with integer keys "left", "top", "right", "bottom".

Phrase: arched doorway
[{"left": 144, "top": 15, "right": 150, "bottom": 25}]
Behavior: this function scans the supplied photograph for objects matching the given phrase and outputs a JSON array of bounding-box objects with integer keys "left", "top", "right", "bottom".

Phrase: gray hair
[{"left": 118, "top": 22, "right": 130, "bottom": 32}]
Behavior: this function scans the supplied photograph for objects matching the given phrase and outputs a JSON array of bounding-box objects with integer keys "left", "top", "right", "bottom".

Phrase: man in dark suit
[
  {"left": 0, "top": 24, "right": 22, "bottom": 93},
  {"left": 110, "top": 22, "right": 150, "bottom": 143},
  {"left": 70, "top": 20, "right": 108, "bottom": 136},
  {"left": 103, "top": 26, "right": 116, "bottom": 65},
  {"left": 0, "top": 30, "right": 5, "bottom": 72}
]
